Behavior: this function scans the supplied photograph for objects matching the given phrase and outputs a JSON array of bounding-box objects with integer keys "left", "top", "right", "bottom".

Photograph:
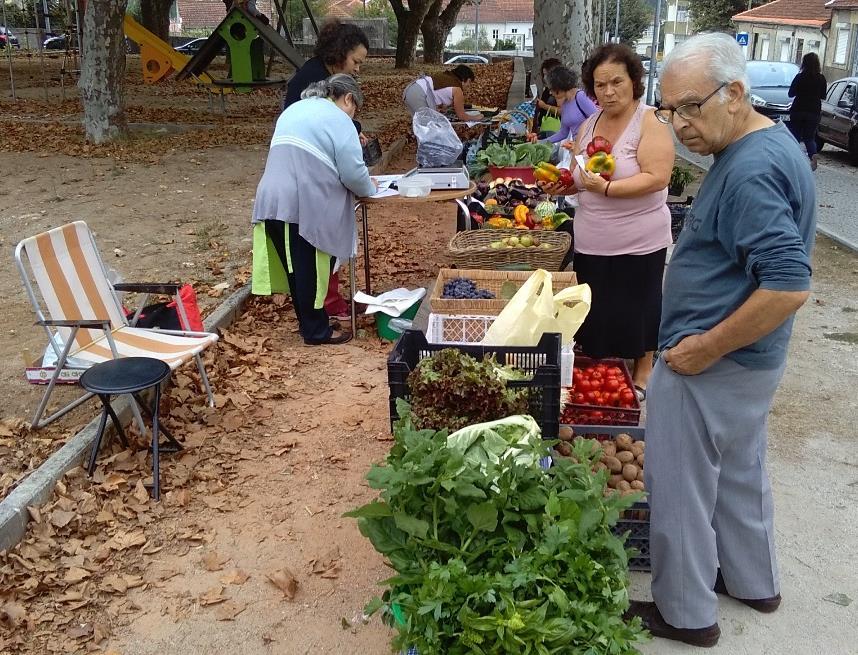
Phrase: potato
[
  {"left": 621, "top": 488, "right": 637, "bottom": 497},
  {"left": 558, "top": 425, "right": 574, "bottom": 441},
  {"left": 637, "top": 440, "right": 646, "bottom": 451},
  {"left": 608, "top": 474, "right": 624, "bottom": 489},
  {"left": 636, "top": 453, "right": 645, "bottom": 468},
  {"left": 615, "top": 433, "right": 633, "bottom": 450},
  {"left": 616, "top": 480, "right": 632, "bottom": 492},
  {"left": 603, "top": 487, "right": 617, "bottom": 498},
  {"left": 601, "top": 441, "right": 617, "bottom": 457},
  {"left": 555, "top": 442, "right": 572, "bottom": 457},
  {"left": 594, "top": 461, "right": 608, "bottom": 472},
  {"left": 636, "top": 467, "right": 644, "bottom": 482},
  {"left": 622, "top": 463, "right": 639, "bottom": 482},
  {"left": 630, "top": 480, "right": 646, "bottom": 491},
  {"left": 616, "top": 450, "right": 635, "bottom": 464},
  {"left": 602, "top": 455, "right": 622, "bottom": 474},
  {"left": 630, "top": 442, "right": 644, "bottom": 458}
]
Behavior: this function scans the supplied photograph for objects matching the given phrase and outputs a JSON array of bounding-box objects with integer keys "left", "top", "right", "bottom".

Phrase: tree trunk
[
  {"left": 533, "top": 0, "right": 596, "bottom": 89},
  {"left": 140, "top": 0, "right": 173, "bottom": 42},
  {"left": 390, "top": 0, "right": 433, "bottom": 69},
  {"left": 79, "top": 0, "right": 128, "bottom": 144},
  {"left": 421, "top": 0, "right": 468, "bottom": 64}
]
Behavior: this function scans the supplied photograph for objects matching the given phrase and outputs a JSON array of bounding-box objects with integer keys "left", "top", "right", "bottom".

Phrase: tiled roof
[
  {"left": 825, "top": 0, "right": 858, "bottom": 8},
  {"left": 177, "top": 0, "right": 279, "bottom": 30},
  {"left": 458, "top": 0, "right": 534, "bottom": 23},
  {"left": 733, "top": 0, "right": 831, "bottom": 27}
]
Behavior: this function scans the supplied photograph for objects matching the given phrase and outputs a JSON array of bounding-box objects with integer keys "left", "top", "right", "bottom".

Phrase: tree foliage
[
  {"left": 2, "top": 0, "right": 69, "bottom": 30},
  {"left": 687, "top": 0, "right": 763, "bottom": 34},
  {"left": 619, "top": 0, "right": 653, "bottom": 46},
  {"left": 358, "top": 0, "right": 397, "bottom": 47},
  {"left": 451, "top": 26, "right": 492, "bottom": 52}
]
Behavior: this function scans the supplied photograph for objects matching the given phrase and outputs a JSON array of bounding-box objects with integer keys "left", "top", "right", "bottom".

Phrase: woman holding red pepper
[{"left": 545, "top": 44, "right": 674, "bottom": 398}]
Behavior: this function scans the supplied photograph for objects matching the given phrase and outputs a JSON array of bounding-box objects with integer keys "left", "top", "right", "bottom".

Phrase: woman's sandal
[
  {"left": 306, "top": 329, "right": 352, "bottom": 345},
  {"left": 634, "top": 385, "right": 647, "bottom": 402}
]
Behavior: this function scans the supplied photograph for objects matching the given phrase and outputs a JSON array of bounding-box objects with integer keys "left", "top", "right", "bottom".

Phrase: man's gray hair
[
  {"left": 301, "top": 73, "right": 365, "bottom": 108},
  {"left": 663, "top": 33, "right": 750, "bottom": 100}
]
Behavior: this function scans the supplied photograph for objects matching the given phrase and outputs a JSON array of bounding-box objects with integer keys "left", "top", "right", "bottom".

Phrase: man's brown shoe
[
  {"left": 625, "top": 601, "right": 720, "bottom": 648},
  {"left": 714, "top": 569, "right": 781, "bottom": 613}
]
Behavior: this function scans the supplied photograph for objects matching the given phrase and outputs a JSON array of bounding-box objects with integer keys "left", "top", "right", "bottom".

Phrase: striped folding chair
[{"left": 14, "top": 221, "right": 219, "bottom": 428}]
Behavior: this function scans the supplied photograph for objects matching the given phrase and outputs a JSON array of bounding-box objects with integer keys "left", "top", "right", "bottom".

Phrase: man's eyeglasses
[{"left": 654, "top": 83, "right": 727, "bottom": 124}]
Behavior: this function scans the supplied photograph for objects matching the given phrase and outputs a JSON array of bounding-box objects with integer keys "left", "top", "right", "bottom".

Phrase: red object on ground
[
  {"left": 324, "top": 271, "right": 349, "bottom": 318},
  {"left": 167, "top": 284, "right": 204, "bottom": 331}
]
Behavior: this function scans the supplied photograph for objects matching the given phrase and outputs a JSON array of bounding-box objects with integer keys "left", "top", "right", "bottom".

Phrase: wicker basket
[
  {"left": 430, "top": 268, "right": 578, "bottom": 315},
  {"left": 448, "top": 229, "right": 571, "bottom": 271}
]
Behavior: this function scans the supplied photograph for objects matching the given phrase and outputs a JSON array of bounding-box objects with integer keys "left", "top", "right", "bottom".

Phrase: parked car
[
  {"left": 817, "top": 76, "right": 858, "bottom": 163},
  {"left": 745, "top": 60, "right": 799, "bottom": 122},
  {"left": 44, "top": 33, "right": 69, "bottom": 50},
  {"left": 175, "top": 38, "right": 208, "bottom": 56},
  {"left": 444, "top": 54, "right": 489, "bottom": 65},
  {"left": 0, "top": 26, "right": 20, "bottom": 49}
]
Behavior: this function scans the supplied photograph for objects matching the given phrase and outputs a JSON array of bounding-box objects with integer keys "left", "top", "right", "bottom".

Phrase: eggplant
[{"left": 509, "top": 187, "right": 530, "bottom": 202}]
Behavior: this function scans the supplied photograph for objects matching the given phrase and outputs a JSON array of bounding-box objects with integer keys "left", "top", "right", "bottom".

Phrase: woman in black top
[
  {"left": 533, "top": 58, "right": 562, "bottom": 136},
  {"left": 788, "top": 52, "right": 827, "bottom": 170}
]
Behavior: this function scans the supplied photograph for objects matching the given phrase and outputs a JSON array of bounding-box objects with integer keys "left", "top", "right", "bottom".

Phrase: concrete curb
[
  {"left": 507, "top": 57, "right": 526, "bottom": 110},
  {"left": 0, "top": 283, "right": 252, "bottom": 552}
]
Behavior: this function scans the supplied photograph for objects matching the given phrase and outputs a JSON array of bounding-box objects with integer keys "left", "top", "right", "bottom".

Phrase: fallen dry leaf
[
  {"left": 266, "top": 568, "right": 298, "bottom": 600},
  {"left": 219, "top": 569, "right": 250, "bottom": 585},
  {"left": 63, "top": 567, "right": 91, "bottom": 584},
  {"left": 201, "top": 550, "right": 230, "bottom": 572},
  {"left": 214, "top": 600, "right": 246, "bottom": 621},
  {"left": 198, "top": 585, "right": 227, "bottom": 606}
]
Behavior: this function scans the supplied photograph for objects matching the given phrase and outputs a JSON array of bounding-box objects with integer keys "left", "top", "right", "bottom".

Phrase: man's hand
[
  {"left": 662, "top": 334, "right": 721, "bottom": 375},
  {"left": 359, "top": 132, "right": 370, "bottom": 146}
]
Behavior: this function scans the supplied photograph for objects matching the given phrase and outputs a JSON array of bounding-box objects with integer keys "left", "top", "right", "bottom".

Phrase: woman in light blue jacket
[{"left": 251, "top": 74, "right": 376, "bottom": 345}]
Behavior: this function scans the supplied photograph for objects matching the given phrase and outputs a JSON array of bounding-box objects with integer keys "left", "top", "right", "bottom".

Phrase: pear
[{"left": 508, "top": 236, "right": 520, "bottom": 247}]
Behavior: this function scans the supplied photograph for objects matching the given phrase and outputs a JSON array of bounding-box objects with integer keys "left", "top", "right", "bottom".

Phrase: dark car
[
  {"left": 746, "top": 60, "right": 799, "bottom": 122},
  {"left": 175, "top": 38, "right": 208, "bottom": 56},
  {"left": 44, "top": 33, "right": 69, "bottom": 50},
  {"left": 816, "top": 77, "right": 858, "bottom": 163},
  {"left": 0, "top": 26, "right": 20, "bottom": 49}
]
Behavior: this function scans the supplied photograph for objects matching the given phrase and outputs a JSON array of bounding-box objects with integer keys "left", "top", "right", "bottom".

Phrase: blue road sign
[{"left": 736, "top": 32, "right": 749, "bottom": 46}]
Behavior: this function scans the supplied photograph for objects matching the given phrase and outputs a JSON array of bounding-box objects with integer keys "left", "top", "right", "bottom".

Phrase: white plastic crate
[{"left": 426, "top": 313, "right": 574, "bottom": 386}]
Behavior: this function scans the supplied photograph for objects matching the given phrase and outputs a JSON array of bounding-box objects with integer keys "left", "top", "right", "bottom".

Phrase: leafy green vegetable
[
  {"left": 446, "top": 415, "right": 543, "bottom": 477},
  {"left": 476, "top": 142, "right": 554, "bottom": 169},
  {"left": 345, "top": 401, "right": 647, "bottom": 654},
  {"left": 406, "top": 348, "right": 529, "bottom": 432}
]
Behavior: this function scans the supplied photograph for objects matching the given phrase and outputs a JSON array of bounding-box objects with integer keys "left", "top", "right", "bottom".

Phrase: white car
[{"left": 444, "top": 54, "right": 489, "bottom": 65}]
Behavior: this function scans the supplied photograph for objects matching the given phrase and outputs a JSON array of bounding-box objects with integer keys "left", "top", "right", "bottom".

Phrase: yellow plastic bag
[{"left": 481, "top": 269, "right": 591, "bottom": 347}]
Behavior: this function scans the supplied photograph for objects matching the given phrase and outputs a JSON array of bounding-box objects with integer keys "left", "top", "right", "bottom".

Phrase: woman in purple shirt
[{"left": 529, "top": 66, "right": 598, "bottom": 144}]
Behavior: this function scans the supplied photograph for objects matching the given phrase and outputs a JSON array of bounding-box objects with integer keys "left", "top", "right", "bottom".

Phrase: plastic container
[
  {"left": 562, "top": 425, "right": 650, "bottom": 571},
  {"left": 560, "top": 356, "right": 642, "bottom": 426},
  {"left": 397, "top": 175, "right": 432, "bottom": 198},
  {"left": 375, "top": 299, "right": 422, "bottom": 341},
  {"left": 488, "top": 165, "right": 536, "bottom": 184},
  {"left": 387, "top": 329, "right": 562, "bottom": 439}
]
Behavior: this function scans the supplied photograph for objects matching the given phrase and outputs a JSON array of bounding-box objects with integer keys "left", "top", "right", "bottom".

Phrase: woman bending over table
[
  {"left": 403, "top": 65, "right": 484, "bottom": 122},
  {"left": 252, "top": 75, "right": 376, "bottom": 345}
]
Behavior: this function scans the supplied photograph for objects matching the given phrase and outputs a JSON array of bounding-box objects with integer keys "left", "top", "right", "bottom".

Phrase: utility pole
[
  {"left": 646, "top": 0, "right": 663, "bottom": 105},
  {"left": 2, "top": 0, "right": 15, "bottom": 99},
  {"left": 614, "top": 0, "right": 620, "bottom": 42},
  {"left": 474, "top": 0, "right": 481, "bottom": 54}
]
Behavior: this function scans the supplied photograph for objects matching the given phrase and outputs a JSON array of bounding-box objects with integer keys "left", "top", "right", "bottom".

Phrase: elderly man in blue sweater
[{"left": 625, "top": 33, "right": 816, "bottom": 648}]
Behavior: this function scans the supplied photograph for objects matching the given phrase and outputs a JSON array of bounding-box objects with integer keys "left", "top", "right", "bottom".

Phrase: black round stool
[{"left": 80, "top": 357, "right": 180, "bottom": 501}]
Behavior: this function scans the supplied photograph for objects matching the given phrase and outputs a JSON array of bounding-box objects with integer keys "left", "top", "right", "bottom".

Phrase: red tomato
[
  {"left": 574, "top": 392, "right": 585, "bottom": 403},
  {"left": 610, "top": 392, "right": 620, "bottom": 404},
  {"left": 592, "top": 411, "right": 604, "bottom": 419},
  {"left": 621, "top": 391, "right": 635, "bottom": 404},
  {"left": 591, "top": 371, "right": 603, "bottom": 380},
  {"left": 578, "top": 379, "right": 591, "bottom": 392},
  {"left": 605, "top": 378, "right": 620, "bottom": 392},
  {"left": 608, "top": 366, "right": 623, "bottom": 376}
]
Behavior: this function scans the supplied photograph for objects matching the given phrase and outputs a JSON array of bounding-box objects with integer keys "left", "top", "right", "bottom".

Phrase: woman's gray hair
[
  {"left": 301, "top": 73, "right": 365, "bottom": 108},
  {"left": 663, "top": 32, "right": 750, "bottom": 100}
]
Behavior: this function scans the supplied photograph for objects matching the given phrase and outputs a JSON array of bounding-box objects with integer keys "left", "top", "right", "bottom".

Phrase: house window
[
  {"left": 676, "top": 8, "right": 688, "bottom": 22},
  {"left": 511, "top": 28, "right": 518, "bottom": 34},
  {"left": 834, "top": 24, "right": 850, "bottom": 64},
  {"left": 779, "top": 37, "right": 791, "bottom": 62},
  {"left": 492, "top": 29, "right": 499, "bottom": 40},
  {"left": 758, "top": 35, "right": 770, "bottom": 60},
  {"left": 808, "top": 39, "right": 821, "bottom": 53}
]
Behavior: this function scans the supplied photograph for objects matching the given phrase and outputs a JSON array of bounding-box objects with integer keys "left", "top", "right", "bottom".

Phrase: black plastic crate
[
  {"left": 565, "top": 425, "right": 650, "bottom": 572},
  {"left": 668, "top": 198, "right": 693, "bottom": 242},
  {"left": 388, "top": 330, "right": 562, "bottom": 439}
]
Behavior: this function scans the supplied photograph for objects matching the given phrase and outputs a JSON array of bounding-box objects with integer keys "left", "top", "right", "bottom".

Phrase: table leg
[
  {"left": 349, "top": 256, "right": 357, "bottom": 335},
  {"left": 151, "top": 385, "right": 162, "bottom": 501},
  {"left": 361, "top": 203, "right": 371, "bottom": 295},
  {"left": 87, "top": 400, "right": 110, "bottom": 475}
]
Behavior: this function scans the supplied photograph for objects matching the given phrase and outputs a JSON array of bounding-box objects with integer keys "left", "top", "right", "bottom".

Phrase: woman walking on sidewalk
[{"left": 787, "top": 52, "right": 827, "bottom": 170}]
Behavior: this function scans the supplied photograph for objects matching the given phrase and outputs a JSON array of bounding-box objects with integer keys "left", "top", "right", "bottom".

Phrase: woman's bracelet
[{"left": 604, "top": 181, "right": 612, "bottom": 197}]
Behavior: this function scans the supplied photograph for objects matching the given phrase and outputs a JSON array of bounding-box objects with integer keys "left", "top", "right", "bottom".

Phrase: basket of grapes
[{"left": 430, "top": 268, "right": 578, "bottom": 315}]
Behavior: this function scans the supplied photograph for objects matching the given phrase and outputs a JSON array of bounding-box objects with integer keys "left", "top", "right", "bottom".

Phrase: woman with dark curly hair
[
  {"left": 282, "top": 20, "right": 369, "bottom": 112},
  {"left": 280, "top": 20, "right": 370, "bottom": 320},
  {"left": 546, "top": 43, "right": 674, "bottom": 397}
]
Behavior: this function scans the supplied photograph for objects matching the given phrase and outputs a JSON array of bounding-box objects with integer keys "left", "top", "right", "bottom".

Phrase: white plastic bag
[{"left": 412, "top": 108, "right": 462, "bottom": 167}]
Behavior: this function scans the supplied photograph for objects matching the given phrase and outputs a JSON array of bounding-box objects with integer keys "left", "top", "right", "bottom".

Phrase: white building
[
  {"left": 663, "top": 0, "right": 692, "bottom": 57},
  {"left": 732, "top": 0, "right": 830, "bottom": 63},
  {"left": 448, "top": 0, "right": 534, "bottom": 51}
]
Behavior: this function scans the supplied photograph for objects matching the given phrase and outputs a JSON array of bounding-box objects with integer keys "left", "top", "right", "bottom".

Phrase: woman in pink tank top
[{"left": 552, "top": 44, "right": 674, "bottom": 394}]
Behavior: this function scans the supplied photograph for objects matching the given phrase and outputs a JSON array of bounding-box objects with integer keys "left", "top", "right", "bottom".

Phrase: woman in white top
[{"left": 403, "top": 65, "right": 484, "bottom": 122}]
